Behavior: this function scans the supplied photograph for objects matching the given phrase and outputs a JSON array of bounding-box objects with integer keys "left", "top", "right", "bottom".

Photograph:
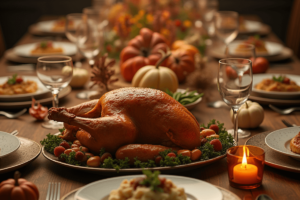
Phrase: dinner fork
[
  {"left": 0, "top": 108, "right": 27, "bottom": 119},
  {"left": 269, "top": 104, "right": 300, "bottom": 115},
  {"left": 207, "top": 100, "right": 228, "bottom": 108},
  {"left": 46, "top": 182, "right": 60, "bottom": 200}
]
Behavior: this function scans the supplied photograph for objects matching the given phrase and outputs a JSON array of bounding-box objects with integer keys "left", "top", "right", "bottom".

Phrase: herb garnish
[
  {"left": 102, "top": 157, "right": 130, "bottom": 172},
  {"left": 140, "top": 170, "right": 163, "bottom": 192},
  {"left": 272, "top": 75, "right": 284, "bottom": 82},
  {"left": 7, "top": 74, "right": 17, "bottom": 85},
  {"left": 40, "top": 133, "right": 63, "bottom": 154}
]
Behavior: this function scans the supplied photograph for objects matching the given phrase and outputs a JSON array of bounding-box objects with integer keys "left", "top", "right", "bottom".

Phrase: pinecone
[{"left": 90, "top": 54, "right": 118, "bottom": 91}]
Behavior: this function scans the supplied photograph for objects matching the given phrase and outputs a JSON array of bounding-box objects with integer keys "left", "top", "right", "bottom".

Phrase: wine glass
[
  {"left": 79, "top": 8, "right": 102, "bottom": 66},
  {"left": 65, "top": 13, "right": 83, "bottom": 67},
  {"left": 217, "top": 58, "right": 253, "bottom": 143},
  {"left": 36, "top": 56, "right": 73, "bottom": 129},
  {"left": 198, "top": 0, "right": 219, "bottom": 37},
  {"left": 214, "top": 11, "right": 239, "bottom": 57},
  {"left": 75, "top": 11, "right": 102, "bottom": 100},
  {"left": 226, "top": 43, "right": 255, "bottom": 137}
]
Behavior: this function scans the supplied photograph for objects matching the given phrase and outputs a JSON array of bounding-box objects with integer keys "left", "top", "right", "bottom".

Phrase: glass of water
[
  {"left": 217, "top": 58, "right": 253, "bottom": 143},
  {"left": 36, "top": 56, "right": 73, "bottom": 129}
]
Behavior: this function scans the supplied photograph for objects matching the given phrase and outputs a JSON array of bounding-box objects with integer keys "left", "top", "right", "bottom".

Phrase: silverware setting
[
  {"left": 281, "top": 120, "right": 298, "bottom": 127},
  {"left": 46, "top": 182, "right": 60, "bottom": 200},
  {"left": 10, "top": 130, "right": 19, "bottom": 136},
  {"left": 0, "top": 108, "right": 27, "bottom": 119},
  {"left": 269, "top": 104, "right": 300, "bottom": 115},
  {"left": 207, "top": 100, "right": 228, "bottom": 108}
]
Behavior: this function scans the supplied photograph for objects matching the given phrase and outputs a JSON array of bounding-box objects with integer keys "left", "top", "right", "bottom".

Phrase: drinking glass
[
  {"left": 198, "top": 0, "right": 219, "bottom": 37},
  {"left": 214, "top": 11, "right": 239, "bottom": 56},
  {"left": 226, "top": 43, "right": 255, "bottom": 137},
  {"left": 217, "top": 58, "right": 253, "bottom": 143},
  {"left": 76, "top": 14, "right": 101, "bottom": 66},
  {"left": 65, "top": 13, "right": 83, "bottom": 67},
  {"left": 75, "top": 12, "right": 102, "bottom": 100},
  {"left": 36, "top": 56, "right": 73, "bottom": 129}
]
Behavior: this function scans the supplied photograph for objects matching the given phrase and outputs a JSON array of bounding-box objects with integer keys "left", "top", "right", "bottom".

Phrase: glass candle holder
[{"left": 227, "top": 145, "right": 265, "bottom": 189}]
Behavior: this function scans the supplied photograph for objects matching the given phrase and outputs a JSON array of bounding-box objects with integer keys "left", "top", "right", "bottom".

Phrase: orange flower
[{"left": 183, "top": 20, "right": 192, "bottom": 28}]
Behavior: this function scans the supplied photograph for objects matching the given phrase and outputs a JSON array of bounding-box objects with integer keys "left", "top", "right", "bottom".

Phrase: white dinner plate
[
  {"left": 239, "top": 20, "right": 263, "bottom": 34},
  {"left": 13, "top": 42, "right": 76, "bottom": 57},
  {"left": 252, "top": 74, "right": 300, "bottom": 99},
  {"left": 229, "top": 40, "right": 283, "bottom": 57},
  {"left": 265, "top": 127, "right": 300, "bottom": 161},
  {"left": 75, "top": 175, "right": 223, "bottom": 200},
  {"left": 0, "top": 76, "right": 50, "bottom": 102},
  {"left": 36, "top": 20, "right": 62, "bottom": 33},
  {"left": 0, "top": 131, "right": 21, "bottom": 158}
]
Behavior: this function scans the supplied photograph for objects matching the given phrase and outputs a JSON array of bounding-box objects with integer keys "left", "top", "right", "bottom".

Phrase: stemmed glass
[
  {"left": 217, "top": 58, "right": 253, "bottom": 143},
  {"left": 214, "top": 11, "right": 239, "bottom": 57},
  {"left": 65, "top": 13, "right": 83, "bottom": 67},
  {"left": 36, "top": 56, "right": 73, "bottom": 129},
  {"left": 198, "top": 0, "right": 219, "bottom": 37},
  {"left": 226, "top": 43, "right": 256, "bottom": 138}
]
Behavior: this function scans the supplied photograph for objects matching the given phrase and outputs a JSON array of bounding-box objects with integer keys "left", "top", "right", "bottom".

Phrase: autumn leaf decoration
[{"left": 90, "top": 54, "right": 118, "bottom": 91}]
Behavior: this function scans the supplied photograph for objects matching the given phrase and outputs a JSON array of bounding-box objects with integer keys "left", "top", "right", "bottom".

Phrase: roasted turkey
[{"left": 48, "top": 88, "right": 201, "bottom": 154}]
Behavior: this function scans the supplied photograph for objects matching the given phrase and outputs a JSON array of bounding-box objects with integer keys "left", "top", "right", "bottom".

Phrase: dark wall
[
  {"left": 0, "top": 0, "right": 294, "bottom": 50},
  {"left": 219, "top": 0, "right": 294, "bottom": 42},
  {"left": 0, "top": 0, "right": 92, "bottom": 49}
]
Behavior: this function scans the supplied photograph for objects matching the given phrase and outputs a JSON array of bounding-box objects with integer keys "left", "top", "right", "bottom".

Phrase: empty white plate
[
  {"left": 0, "top": 131, "right": 21, "bottom": 158},
  {"left": 75, "top": 175, "right": 223, "bottom": 200}
]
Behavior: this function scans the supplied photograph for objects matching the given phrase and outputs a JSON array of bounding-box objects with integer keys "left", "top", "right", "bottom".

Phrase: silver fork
[
  {"left": 207, "top": 100, "right": 228, "bottom": 108},
  {"left": 269, "top": 104, "right": 300, "bottom": 115},
  {"left": 0, "top": 108, "right": 27, "bottom": 119},
  {"left": 46, "top": 182, "right": 60, "bottom": 200}
]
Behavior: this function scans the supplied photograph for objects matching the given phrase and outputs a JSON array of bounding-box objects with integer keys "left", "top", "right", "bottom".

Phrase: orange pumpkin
[
  {"left": 166, "top": 49, "right": 196, "bottom": 82},
  {"left": 172, "top": 40, "right": 199, "bottom": 56},
  {"left": 120, "top": 28, "right": 169, "bottom": 82},
  {"left": 0, "top": 171, "right": 39, "bottom": 200}
]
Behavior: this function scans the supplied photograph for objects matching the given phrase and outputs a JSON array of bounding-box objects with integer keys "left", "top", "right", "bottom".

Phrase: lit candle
[{"left": 233, "top": 146, "right": 258, "bottom": 184}]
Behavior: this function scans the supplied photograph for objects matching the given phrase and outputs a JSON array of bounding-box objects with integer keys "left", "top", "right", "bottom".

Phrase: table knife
[{"left": 281, "top": 120, "right": 297, "bottom": 127}]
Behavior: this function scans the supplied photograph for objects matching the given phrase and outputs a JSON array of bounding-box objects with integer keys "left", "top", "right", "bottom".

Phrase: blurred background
[{"left": 0, "top": 0, "right": 295, "bottom": 50}]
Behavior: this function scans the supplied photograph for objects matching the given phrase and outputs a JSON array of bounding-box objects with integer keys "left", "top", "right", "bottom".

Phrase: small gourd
[
  {"left": 230, "top": 100, "right": 264, "bottom": 128},
  {"left": 0, "top": 171, "right": 39, "bottom": 200},
  {"left": 62, "top": 67, "right": 89, "bottom": 88},
  {"left": 132, "top": 52, "right": 178, "bottom": 92}
]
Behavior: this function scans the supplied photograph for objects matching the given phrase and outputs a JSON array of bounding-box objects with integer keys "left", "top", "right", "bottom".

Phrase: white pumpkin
[
  {"left": 230, "top": 100, "right": 264, "bottom": 128},
  {"left": 62, "top": 67, "right": 89, "bottom": 88},
  {"left": 132, "top": 64, "right": 179, "bottom": 93}
]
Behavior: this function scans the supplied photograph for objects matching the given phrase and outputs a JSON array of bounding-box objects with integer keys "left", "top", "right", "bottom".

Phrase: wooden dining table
[{"left": 0, "top": 16, "right": 300, "bottom": 200}]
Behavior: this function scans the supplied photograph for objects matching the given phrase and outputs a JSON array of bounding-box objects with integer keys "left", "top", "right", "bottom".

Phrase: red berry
[
  {"left": 282, "top": 77, "right": 290, "bottom": 84},
  {"left": 209, "top": 124, "right": 219, "bottom": 134},
  {"left": 16, "top": 77, "right": 23, "bottom": 83},
  {"left": 158, "top": 177, "right": 166, "bottom": 187},
  {"left": 54, "top": 146, "right": 65, "bottom": 157},
  {"left": 59, "top": 141, "right": 70, "bottom": 149},
  {"left": 75, "top": 151, "right": 85, "bottom": 161},
  {"left": 167, "top": 152, "right": 176, "bottom": 158},
  {"left": 210, "top": 139, "right": 222, "bottom": 151},
  {"left": 155, "top": 156, "right": 163, "bottom": 165}
]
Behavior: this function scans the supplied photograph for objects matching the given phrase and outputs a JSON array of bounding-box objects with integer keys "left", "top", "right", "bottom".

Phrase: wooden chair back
[{"left": 286, "top": 0, "right": 300, "bottom": 59}]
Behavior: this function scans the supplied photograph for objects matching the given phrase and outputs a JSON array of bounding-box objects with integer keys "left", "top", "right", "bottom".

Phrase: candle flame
[{"left": 241, "top": 145, "right": 249, "bottom": 168}]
